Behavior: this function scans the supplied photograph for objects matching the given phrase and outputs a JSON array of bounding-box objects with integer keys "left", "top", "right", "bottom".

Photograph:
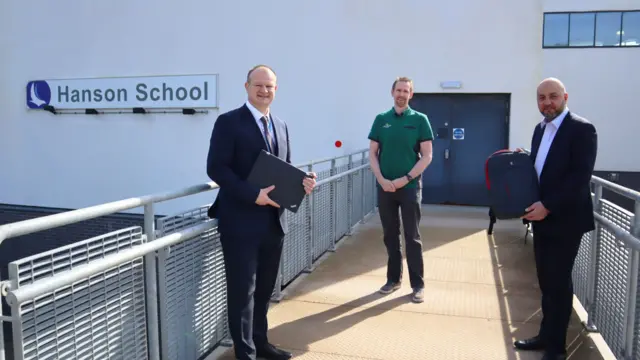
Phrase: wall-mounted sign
[
  {"left": 452, "top": 128, "right": 465, "bottom": 140},
  {"left": 440, "top": 81, "right": 462, "bottom": 89},
  {"left": 26, "top": 74, "right": 218, "bottom": 110}
]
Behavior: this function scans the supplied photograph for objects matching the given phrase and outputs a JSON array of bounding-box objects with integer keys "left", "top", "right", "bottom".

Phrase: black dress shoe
[
  {"left": 513, "top": 336, "right": 545, "bottom": 351},
  {"left": 255, "top": 343, "right": 292, "bottom": 360},
  {"left": 541, "top": 352, "right": 566, "bottom": 360}
]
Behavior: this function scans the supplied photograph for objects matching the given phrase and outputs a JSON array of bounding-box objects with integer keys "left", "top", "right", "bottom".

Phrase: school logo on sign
[{"left": 26, "top": 81, "right": 52, "bottom": 109}]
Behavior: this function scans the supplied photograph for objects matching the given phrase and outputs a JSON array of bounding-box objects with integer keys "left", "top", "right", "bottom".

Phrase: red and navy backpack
[{"left": 484, "top": 149, "right": 540, "bottom": 235}]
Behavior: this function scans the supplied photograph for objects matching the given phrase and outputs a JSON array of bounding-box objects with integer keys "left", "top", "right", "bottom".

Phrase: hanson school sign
[{"left": 26, "top": 74, "right": 218, "bottom": 110}]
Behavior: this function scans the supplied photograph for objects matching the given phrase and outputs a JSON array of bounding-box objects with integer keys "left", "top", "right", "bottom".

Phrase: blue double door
[{"left": 409, "top": 93, "right": 510, "bottom": 206}]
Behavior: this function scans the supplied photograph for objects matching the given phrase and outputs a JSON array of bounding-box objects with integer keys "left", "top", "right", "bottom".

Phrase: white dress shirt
[
  {"left": 245, "top": 101, "right": 275, "bottom": 149},
  {"left": 534, "top": 107, "right": 569, "bottom": 179}
]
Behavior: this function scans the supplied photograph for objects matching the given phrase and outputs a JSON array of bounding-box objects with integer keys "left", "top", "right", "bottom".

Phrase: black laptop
[{"left": 247, "top": 150, "right": 310, "bottom": 213}]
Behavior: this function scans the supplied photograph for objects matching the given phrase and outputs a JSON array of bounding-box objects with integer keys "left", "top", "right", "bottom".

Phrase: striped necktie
[{"left": 260, "top": 116, "right": 275, "bottom": 153}]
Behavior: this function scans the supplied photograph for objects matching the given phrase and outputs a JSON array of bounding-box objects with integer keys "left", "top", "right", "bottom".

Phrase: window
[
  {"left": 543, "top": 13, "right": 569, "bottom": 47},
  {"left": 543, "top": 10, "right": 640, "bottom": 48},
  {"left": 596, "top": 12, "right": 622, "bottom": 46},
  {"left": 622, "top": 11, "right": 640, "bottom": 46},
  {"left": 569, "top": 13, "right": 595, "bottom": 46}
]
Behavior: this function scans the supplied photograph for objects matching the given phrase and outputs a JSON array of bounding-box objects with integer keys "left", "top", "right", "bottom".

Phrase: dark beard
[{"left": 540, "top": 104, "right": 565, "bottom": 122}]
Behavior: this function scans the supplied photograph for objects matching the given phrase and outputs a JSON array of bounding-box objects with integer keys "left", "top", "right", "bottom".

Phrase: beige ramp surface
[{"left": 219, "top": 206, "right": 612, "bottom": 359}]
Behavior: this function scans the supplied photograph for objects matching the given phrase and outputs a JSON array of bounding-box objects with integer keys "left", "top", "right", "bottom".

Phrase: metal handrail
[
  {"left": 6, "top": 220, "right": 217, "bottom": 306},
  {"left": 0, "top": 148, "right": 368, "bottom": 247},
  {"left": 316, "top": 163, "right": 369, "bottom": 186},
  {"left": 517, "top": 147, "right": 640, "bottom": 246},
  {"left": 0, "top": 182, "right": 219, "bottom": 246},
  {"left": 591, "top": 181, "right": 640, "bottom": 249},
  {"left": 4, "top": 161, "right": 373, "bottom": 307},
  {"left": 0, "top": 148, "right": 373, "bottom": 360},
  {"left": 591, "top": 176, "right": 640, "bottom": 202},
  {"left": 294, "top": 148, "right": 367, "bottom": 168},
  {"left": 594, "top": 212, "right": 640, "bottom": 250}
]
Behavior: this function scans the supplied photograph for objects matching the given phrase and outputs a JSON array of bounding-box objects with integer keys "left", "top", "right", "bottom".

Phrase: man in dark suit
[
  {"left": 206, "top": 64, "right": 316, "bottom": 360},
  {"left": 514, "top": 78, "right": 598, "bottom": 360}
]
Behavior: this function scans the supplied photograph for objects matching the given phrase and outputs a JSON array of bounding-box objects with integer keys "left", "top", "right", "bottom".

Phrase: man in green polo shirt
[{"left": 368, "top": 76, "right": 434, "bottom": 303}]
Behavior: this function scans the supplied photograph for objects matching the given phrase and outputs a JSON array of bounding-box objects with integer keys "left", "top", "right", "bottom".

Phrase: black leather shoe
[
  {"left": 541, "top": 352, "right": 566, "bottom": 360},
  {"left": 255, "top": 343, "right": 292, "bottom": 360},
  {"left": 513, "top": 336, "right": 545, "bottom": 350}
]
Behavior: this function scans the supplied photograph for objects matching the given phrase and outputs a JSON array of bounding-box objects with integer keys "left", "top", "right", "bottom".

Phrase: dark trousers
[
  {"left": 377, "top": 186, "right": 424, "bottom": 289},
  {"left": 220, "top": 227, "right": 284, "bottom": 360},
  {"left": 532, "top": 225, "right": 583, "bottom": 353}
]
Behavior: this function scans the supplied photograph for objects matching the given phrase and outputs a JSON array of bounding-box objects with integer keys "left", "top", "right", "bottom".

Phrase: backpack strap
[{"left": 485, "top": 149, "right": 512, "bottom": 190}]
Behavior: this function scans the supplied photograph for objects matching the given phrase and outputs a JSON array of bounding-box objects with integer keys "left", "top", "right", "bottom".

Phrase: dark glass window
[
  {"left": 544, "top": 13, "right": 569, "bottom": 47},
  {"left": 569, "top": 13, "right": 595, "bottom": 46},
  {"left": 543, "top": 10, "right": 640, "bottom": 48},
  {"left": 622, "top": 11, "right": 640, "bottom": 46},
  {"left": 595, "top": 12, "right": 622, "bottom": 46}
]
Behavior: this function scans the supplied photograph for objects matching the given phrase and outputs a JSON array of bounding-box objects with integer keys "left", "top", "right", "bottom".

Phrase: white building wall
[
  {"left": 5, "top": 0, "right": 628, "bottom": 214},
  {"left": 542, "top": 0, "right": 640, "bottom": 171}
]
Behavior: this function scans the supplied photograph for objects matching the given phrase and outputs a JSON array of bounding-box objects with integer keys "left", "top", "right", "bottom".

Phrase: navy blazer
[
  {"left": 529, "top": 111, "right": 597, "bottom": 235},
  {"left": 206, "top": 104, "right": 291, "bottom": 237}
]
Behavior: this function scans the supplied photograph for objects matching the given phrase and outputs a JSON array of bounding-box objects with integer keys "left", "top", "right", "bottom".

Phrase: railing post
[
  {"left": 584, "top": 183, "right": 602, "bottom": 332},
  {"left": 143, "top": 203, "right": 161, "bottom": 360},
  {"left": 0, "top": 279, "right": 5, "bottom": 360},
  {"left": 272, "top": 260, "right": 284, "bottom": 302},
  {"left": 624, "top": 200, "right": 640, "bottom": 359},
  {"left": 360, "top": 152, "right": 366, "bottom": 223},
  {"left": 305, "top": 163, "right": 315, "bottom": 272},
  {"left": 347, "top": 155, "right": 354, "bottom": 235},
  {"left": 330, "top": 158, "right": 338, "bottom": 252}
]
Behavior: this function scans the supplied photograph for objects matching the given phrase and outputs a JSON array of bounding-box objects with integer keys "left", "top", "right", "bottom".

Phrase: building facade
[{"left": 1, "top": 0, "right": 638, "bottom": 222}]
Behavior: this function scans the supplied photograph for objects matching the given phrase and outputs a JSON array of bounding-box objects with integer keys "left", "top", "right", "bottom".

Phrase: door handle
[{"left": 444, "top": 149, "right": 449, "bottom": 160}]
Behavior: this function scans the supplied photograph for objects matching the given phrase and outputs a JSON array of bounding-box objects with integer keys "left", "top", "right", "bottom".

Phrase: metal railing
[
  {"left": 517, "top": 148, "right": 640, "bottom": 358},
  {"left": 571, "top": 176, "right": 640, "bottom": 360},
  {"left": 0, "top": 149, "right": 378, "bottom": 360}
]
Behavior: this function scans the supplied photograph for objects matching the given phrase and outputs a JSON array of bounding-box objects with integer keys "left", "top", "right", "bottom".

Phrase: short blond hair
[
  {"left": 392, "top": 77, "right": 413, "bottom": 91},
  {"left": 247, "top": 64, "right": 277, "bottom": 83}
]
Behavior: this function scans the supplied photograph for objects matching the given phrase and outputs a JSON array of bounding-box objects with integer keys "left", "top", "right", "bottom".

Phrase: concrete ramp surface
[{"left": 219, "top": 206, "right": 612, "bottom": 359}]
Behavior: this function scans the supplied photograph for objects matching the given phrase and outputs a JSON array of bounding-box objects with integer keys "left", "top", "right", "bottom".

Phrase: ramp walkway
[
  {"left": 0, "top": 148, "right": 638, "bottom": 360},
  {"left": 218, "top": 206, "right": 614, "bottom": 360}
]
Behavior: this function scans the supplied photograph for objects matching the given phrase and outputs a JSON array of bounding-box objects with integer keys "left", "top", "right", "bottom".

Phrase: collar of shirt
[
  {"left": 246, "top": 101, "right": 274, "bottom": 130},
  {"left": 540, "top": 107, "right": 569, "bottom": 130},
  {"left": 392, "top": 106, "right": 412, "bottom": 117}
]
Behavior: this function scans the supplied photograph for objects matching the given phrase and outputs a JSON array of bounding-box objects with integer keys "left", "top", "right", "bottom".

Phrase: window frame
[{"left": 542, "top": 9, "right": 640, "bottom": 49}]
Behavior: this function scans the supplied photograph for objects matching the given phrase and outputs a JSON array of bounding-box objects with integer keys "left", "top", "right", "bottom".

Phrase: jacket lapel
[
  {"left": 530, "top": 124, "right": 543, "bottom": 162},
  {"left": 544, "top": 111, "right": 570, "bottom": 162},
  {"left": 271, "top": 115, "right": 287, "bottom": 161},
  {"left": 240, "top": 105, "right": 269, "bottom": 152},
  {"left": 537, "top": 111, "right": 571, "bottom": 181}
]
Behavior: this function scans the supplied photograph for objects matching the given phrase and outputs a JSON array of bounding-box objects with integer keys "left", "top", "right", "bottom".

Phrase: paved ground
[{"left": 218, "top": 206, "right": 613, "bottom": 359}]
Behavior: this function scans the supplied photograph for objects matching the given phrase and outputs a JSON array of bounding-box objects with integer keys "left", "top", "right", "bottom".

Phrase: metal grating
[
  {"left": 334, "top": 174, "right": 350, "bottom": 242},
  {"left": 8, "top": 226, "right": 147, "bottom": 360},
  {"left": 313, "top": 182, "right": 334, "bottom": 260},
  {"left": 156, "top": 206, "right": 227, "bottom": 360},
  {"left": 572, "top": 231, "right": 592, "bottom": 306},
  {"left": 282, "top": 196, "right": 311, "bottom": 284},
  {"left": 592, "top": 199, "right": 632, "bottom": 356},
  {"left": 351, "top": 169, "right": 363, "bottom": 227},
  {"left": 362, "top": 167, "right": 375, "bottom": 215}
]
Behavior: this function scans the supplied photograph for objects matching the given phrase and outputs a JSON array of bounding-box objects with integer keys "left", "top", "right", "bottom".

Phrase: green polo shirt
[{"left": 368, "top": 106, "right": 434, "bottom": 188}]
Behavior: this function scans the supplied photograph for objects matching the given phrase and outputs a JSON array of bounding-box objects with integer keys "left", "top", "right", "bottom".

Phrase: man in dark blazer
[
  {"left": 514, "top": 78, "right": 598, "bottom": 360},
  {"left": 206, "top": 65, "right": 316, "bottom": 360}
]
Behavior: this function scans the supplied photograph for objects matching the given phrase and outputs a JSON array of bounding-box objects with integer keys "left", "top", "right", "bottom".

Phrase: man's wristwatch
[{"left": 405, "top": 174, "right": 413, "bottom": 182}]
